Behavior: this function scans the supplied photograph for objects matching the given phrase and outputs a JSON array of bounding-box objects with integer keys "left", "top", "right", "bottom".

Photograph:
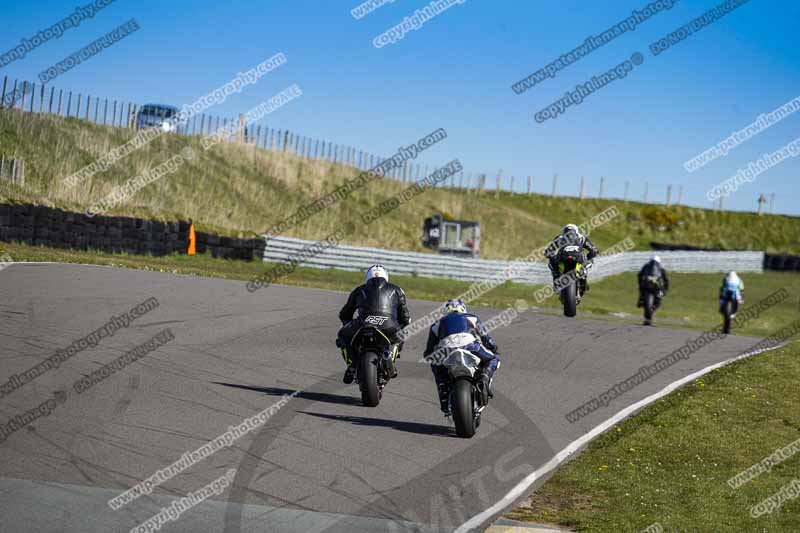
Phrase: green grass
[
  {"left": 505, "top": 342, "right": 800, "bottom": 532},
  {"left": 2, "top": 108, "right": 800, "bottom": 257},
  {"left": 579, "top": 271, "right": 800, "bottom": 338},
  {"left": 3, "top": 241, "right": 799, "bottom": 532},
  {"left": 2, "top": 241, "right": 797, "bottom": 339}
]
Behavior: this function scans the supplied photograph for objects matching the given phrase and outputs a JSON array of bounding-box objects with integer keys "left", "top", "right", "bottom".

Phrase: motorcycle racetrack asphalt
[{"left": 0, "top": 264, "right": 768, "bottom": 532}]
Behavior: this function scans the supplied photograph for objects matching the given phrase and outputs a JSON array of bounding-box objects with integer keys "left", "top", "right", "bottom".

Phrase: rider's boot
[
  {"left": 384, "top": 344, "right": 399, "bottom": 379},
  {"left": 338, "top": 340, "right": 356, "bottom": 384},
  {"left": 476, "top": 371, "right": 491, "bottom": 406},
  {"left": 437, "top": 382, "right": 450, "bottom": 416}
]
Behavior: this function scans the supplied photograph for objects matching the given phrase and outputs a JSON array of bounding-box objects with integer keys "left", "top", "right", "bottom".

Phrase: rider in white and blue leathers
[
  {"left": 424, "top": 299, "right": 500, "bottom": 415},
  {"left": 720, "top": 271, "right": 744, "bottom": 316}
]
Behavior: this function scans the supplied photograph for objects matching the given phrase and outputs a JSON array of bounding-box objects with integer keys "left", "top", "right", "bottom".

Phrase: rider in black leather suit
[
  {"left": 637, "top": 255, "right": 670, "bottom": 308},
  {"left": 544, "top": 224, "right": 599, "bottom": 295},
  {"left": 337, "top": 265, "right": 411, "bottom": 384}
]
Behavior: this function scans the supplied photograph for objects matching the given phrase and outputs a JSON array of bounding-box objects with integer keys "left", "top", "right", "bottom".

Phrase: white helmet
[
  {"left": 652, "top": 255, "right": 661, "bottom": 264},
  {"left": 562, "top": 223, "right": 579, "bottom": 235},
  {"left": 726, "top": 271, "right": 739, "bottom": 282},
  {"left": 443, "top": 298, "right": 467, "bottom": 314},
  {"left": 365, "top": 264, "right": 388, "bottom": 283}
]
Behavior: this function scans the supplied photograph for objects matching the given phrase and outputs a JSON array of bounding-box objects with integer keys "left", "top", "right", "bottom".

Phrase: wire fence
[{"left": 0, "top": 75, "right": 777, "bottom": 210}]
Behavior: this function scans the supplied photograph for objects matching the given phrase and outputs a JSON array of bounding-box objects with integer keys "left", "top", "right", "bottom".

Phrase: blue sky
[{"left": 1, "top": 0, "right": 798, "bottom": 215}]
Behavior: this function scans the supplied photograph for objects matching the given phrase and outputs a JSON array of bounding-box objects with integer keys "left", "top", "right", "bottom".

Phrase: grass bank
[
  {"left": 2, "top": 108, "right": 799, "bottom": 257},
  {"left": 1, "top": 241, "right": 797, "bottom": 339},
  {"left": 506, "top": 341, "right": 800, "bottom": 532}
]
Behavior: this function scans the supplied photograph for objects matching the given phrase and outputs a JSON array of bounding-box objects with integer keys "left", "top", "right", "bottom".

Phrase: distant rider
[
  {"left": 337, "top": 265, "right": 410, "bottom": 384},
  {"left": 423, "top": 299, "right": 500, "bottom": 416},
  {"left": 544, "top": 224, "right": 599, "bottom": 296},
  {"left": 720, "top": 271, "right": 744, "bottom": 317},
  {"left": 637, "top": 255, "right": 669, "bottom": 309}
]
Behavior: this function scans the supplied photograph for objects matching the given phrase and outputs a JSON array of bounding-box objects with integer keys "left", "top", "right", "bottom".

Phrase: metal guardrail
[{"left": 262, "top": 235, "right": 764, "bottom": 285}]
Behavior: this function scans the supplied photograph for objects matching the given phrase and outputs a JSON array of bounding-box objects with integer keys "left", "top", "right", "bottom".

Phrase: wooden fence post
[
  {"left": 599, "top": 176, "right": 606, "bottom": 199},
  {"left": 643, "top": 181, "right": 649, "bottom": 203},
  {"left": 624, "top": 181, "right": 629, "bottom": 201},
  {"left": 48, "top": 87, "right": 54, "bottom": 114},
  {"left": 20, "top": 81, "right": 27, "bottom": 110},
  {"left": 10, "top": 79, "right": 18, "bottom": 109},
  {"left": 551, "top": 174, "right": 558, "bottom": 196},
  {"left": 579, "top": 176, "right": 586, "bottom": 199},
  {"left": 666, "top": 185, "right": 672, "bottom": 206},
  {"left": 0, "top": 76, "right": 6, "bottom": 108},
  {"left": 527, "top": 176, "right": 532, "bottom": 195}
]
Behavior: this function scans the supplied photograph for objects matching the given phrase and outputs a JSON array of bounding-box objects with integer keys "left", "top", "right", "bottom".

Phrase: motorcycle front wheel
[
  {"left": 563, "top": 280, "right": 577, "bottom": 317},
  {"left": 722, "top": 301, "right": 733, "bottom": 334},
  {"left": 644, "top": 292, "right": 655, "bottom": 321}
]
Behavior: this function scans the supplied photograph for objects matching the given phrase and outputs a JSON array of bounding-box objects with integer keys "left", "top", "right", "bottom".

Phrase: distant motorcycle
[
  {"left": 441, "top": 348, "right": 491, "bottom": 438},
  {"left": 641, "top": 275, "right": 663, "bottom": 325},
  {"left": 350, "top": 318, "right": 397, "bottom": 407},
  {"left": 556, "top": 245, "right": 590, "bottom": 317},
  {"left": 720, "top": 290, "right": 738, "bottom": 334}
]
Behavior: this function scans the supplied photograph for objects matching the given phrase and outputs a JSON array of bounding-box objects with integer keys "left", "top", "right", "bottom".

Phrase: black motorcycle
[
  {"left": 556, "top": 246, "right": 590, "bottom": 317},
  {"left": 350, "top": 318, "right": 397, "bottom": 407},
  {"left": 720, "top": 289, "right": 738, "bottom": 334},
  {"left": 441, "top": 348, "right": 490, "bottom": 438},
  {"left": 641, "top": 275, "right": 663, "bottom": 325}
]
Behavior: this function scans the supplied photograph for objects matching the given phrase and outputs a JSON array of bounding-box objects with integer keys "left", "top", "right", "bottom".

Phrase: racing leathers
[
  {"left": 719, "top": 274, "right": 744, "bottom": 316},
  {"left": 423, "top": 312, "right": 500, "bottom": 415},
  {"left": 637, "top": 260, "right": 669, "bottom": 308},
  {"left": 544, "top": 230, "right": 599, "bottom": 295},
  {"left": 337, "top": 277, "right": 410, "bottom": 380}
]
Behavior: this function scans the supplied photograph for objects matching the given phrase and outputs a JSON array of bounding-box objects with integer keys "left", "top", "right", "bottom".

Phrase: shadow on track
[
  {"left": 298, "top": 411, "right": 456, "bottom": 437},
  {"left": 213, "top": 382, "right": 362, "bottom": 406}
]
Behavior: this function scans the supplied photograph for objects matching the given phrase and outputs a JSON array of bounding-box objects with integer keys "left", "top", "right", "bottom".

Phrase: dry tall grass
[{"left": 1, "top": 108, "right": 798, "bottom": 258}]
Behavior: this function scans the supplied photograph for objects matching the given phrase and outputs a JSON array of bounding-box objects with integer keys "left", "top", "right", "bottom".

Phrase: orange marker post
[{"left": 188, "top": 222, "right": 196, "bottom": 256}]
